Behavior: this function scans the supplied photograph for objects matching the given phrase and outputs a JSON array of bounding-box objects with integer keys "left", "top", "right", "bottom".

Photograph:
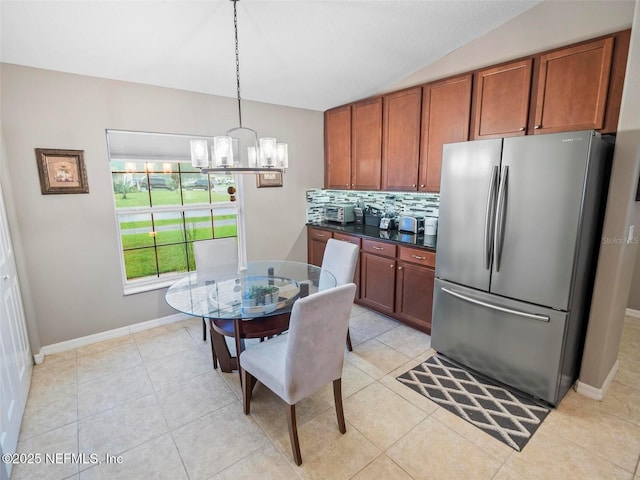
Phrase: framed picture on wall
[
  {"left": 256, "top": 171, "right": 283, "bottom": 188},
  {"left": 35, "top": 148, "right": 89, "bottom": 194}
]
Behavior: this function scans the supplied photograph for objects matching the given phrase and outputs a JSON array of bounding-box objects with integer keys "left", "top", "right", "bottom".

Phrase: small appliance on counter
[
  {"left": 354, "top": 207, "right": 364, "bottom": 225},
  {"left": 324, "top": 204, "right": 356, "bottom": 225},
  {"left": 379, "top": 217, "right": 396, "bottom": 230},
  {"left": 398, "top": 215, "right": 425, "bottom": 234},
  {"left": 424, "top": 217, "right": 438, "bottom": 236}
]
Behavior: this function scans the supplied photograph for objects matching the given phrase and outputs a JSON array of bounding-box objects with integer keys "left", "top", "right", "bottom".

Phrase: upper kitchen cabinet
[
  {"left": 352, "top": 97, "right": 383, "bottom": 190},
  {"left": 473, "top": 59, "right": 533, "bottom": 139},
  {"left": 382, "top": 87, "right": 422, "bottom": 191},
  {"left": 324, "top": 105, "right": 352, "bottom": 189},
  {"left": 531, "top": 37, "right": 613, "bottom": 134},
  {"left": 419, "top": 74, "right": 472, "bottom": 192}
]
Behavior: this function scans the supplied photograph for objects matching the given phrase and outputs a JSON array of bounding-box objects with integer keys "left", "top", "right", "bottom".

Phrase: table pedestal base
[{"left": 208, "top": 313, "right": 291, "bottom": 377}]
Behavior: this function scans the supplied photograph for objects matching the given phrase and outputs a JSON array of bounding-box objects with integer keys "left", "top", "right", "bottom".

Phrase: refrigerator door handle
[
  {"left": 493, "top": 166, "right": 509, "bottom": 272},
  {"left": 441, "top": 287, "right": 550, "bottom": 322},
  {"left": 484, "top": 166, "right": 499, "bottom": 270}
]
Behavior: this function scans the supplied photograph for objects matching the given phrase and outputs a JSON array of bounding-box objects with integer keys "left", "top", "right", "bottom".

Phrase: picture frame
[
  {"left": 256, "top": 171, "right": 283, "bottom": 188},
  {"left": 35, "top": 148, "right": 89, "bottom": 194}
]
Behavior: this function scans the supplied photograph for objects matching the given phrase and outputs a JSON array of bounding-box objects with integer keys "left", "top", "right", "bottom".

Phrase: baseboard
[
  {"left": 575, "top": 360, "right": 619, "bottom": 401},
  {"left": 33, "top": 312, "right": 191, "bottom": 362},
  {"left": 625, "top": 308, "right": 640, "bottom": 319}
]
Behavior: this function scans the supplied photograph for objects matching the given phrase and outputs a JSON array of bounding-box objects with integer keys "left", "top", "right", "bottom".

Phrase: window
[{"left": 107, "top": 130, "right": 241, "bottom": 294}]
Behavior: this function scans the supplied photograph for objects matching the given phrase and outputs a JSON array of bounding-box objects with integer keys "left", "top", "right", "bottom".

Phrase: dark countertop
[{"left": 307, "top": 222, "right": 437, "bottom": 251}]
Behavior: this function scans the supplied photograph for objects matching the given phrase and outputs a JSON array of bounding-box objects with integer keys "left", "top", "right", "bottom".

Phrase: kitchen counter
[{"left": 307, "top": 222, "right": 437, "bottom": 251}]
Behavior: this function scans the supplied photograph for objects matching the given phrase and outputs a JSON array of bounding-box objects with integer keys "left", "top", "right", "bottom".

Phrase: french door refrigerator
[{"left": 431, "top": 130, "right": 613, "bottom": 406}]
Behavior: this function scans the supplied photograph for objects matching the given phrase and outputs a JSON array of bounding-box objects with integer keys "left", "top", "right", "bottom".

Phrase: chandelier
[{"left": 190, "top": 0, "right": 288, "bottom": 174}]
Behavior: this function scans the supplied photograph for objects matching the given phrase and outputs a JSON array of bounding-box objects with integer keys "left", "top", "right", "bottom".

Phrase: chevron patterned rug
[{"left": 397, "top": 354, "right": 550, "bottom": 451}]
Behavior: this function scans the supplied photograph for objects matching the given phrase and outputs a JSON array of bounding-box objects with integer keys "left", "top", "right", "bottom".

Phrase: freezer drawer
[{"left": 432, "top": 279, "right": 569, "bottom": 405}]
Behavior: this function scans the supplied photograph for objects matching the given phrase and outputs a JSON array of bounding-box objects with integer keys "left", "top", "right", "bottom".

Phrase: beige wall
[{"left": 0, "top": 64, "right": 323, "bottom": 349}]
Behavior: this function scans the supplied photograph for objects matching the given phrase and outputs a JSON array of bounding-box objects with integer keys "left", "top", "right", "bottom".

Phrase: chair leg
[
  {"left": 346, "top": 328, "right": 353, "bottom": 352},
  {"left": 286, "top": 404, "right": 303, "bottom": 466},
  {"left": 333, "top": 378, "right": 346, "bottom": 434},
  {"left": 209, "top": 329, "right": 218, "bottom": 370},
  {"left": 202, "top": 317, "right": 207, "bottom": 341},
  {"left": 241, "top": 368, "right": 252, "bottom": 415}
]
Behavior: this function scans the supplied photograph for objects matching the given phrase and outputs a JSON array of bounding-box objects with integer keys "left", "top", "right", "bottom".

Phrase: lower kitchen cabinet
[
  {"left": 308, "top": 226, "right": 436, "bottom": 333},
  {"left": 396, "top": 260, "right": 435, "bottom": 332},
  {"left": 360, "top": 251, "right": 396, "bottom": 316},
  {"left": 307, "top": 226, "right": 332, "bottom": 266}
]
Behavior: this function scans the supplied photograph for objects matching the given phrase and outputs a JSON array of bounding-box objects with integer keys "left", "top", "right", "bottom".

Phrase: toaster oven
[{"left": 325, "top": 204, "right": 356, "bottom": 224}]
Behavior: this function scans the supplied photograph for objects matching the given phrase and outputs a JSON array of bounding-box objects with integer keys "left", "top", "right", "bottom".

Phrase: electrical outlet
[{"left": 628, "top": 225, "right": 635, "bottom": 244}]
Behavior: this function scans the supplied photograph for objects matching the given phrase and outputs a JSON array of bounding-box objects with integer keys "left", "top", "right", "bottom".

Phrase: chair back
[
  {"left": 283, "top": 283, "right": 356, "bottom": 404},
  {"left": 319, "top": 238, "right": 359, "bottom": 290},
  {"left": 193, "top": 237, "right": 238, "bottom": 270}
]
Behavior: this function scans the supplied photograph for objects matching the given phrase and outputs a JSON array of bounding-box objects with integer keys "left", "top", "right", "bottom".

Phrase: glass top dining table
[
  {"left": 165, "top": 260, "right": 337, "bottom": 320},
  {"left": 165, "top": 261, "right": 337, "bottom": 378}
]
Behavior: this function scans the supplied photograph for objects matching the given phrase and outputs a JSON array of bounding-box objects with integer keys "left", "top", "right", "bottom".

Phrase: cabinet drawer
[
  {"left": 333, "top": 232, "right": 361, "bottom": 247},
  {"left": 399, "top": 246, "right": 436, "bottom": 268},
  {"left": 308, "top": 228, "right": 332, "bottom": 243},
  {"left": 362, "top": 239, "right": 396, "bottom": 258}
]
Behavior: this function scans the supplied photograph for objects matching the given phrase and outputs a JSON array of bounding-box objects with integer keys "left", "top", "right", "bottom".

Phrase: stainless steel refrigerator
[{"left": 431, "top": 130, "right": 613, "bottom": 406}]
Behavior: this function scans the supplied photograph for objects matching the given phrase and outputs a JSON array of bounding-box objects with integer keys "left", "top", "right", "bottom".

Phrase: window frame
[{"left": 106, "top": 129, "right": 245, "bottom": 295}]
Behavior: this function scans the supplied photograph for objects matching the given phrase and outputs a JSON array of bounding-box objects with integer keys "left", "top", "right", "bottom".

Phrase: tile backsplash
[{"left": 306, "top": 189, "right": 439, "bottom": 223}]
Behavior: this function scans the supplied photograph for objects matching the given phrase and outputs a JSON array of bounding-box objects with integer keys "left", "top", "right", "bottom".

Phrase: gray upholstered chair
[
  {"left": 239, "top": 283, "right": 357, "bottom": 466},
  {"left": 320, "top": 238, "right": 359, "bottom": 351},
  {"left": 193, "top": 237, "right": 239, "bottom": 344}
]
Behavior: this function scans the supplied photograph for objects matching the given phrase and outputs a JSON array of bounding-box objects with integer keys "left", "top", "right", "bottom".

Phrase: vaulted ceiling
[{"left": 1, "top": 1, "right": 542, "bottom": 111}]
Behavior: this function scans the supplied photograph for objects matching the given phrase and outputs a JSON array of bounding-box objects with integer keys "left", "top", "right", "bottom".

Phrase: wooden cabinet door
[
  {"left": 352, "top": 97, "right": 383, "bottom": 190},
  {"left": 360, "top": 253, "right": 396, "bottom": 315},
  {"left": 307, "top": 227, "right": 332, "bottom": 266},
  {"left": 333, "top": 232, "right": 362, "bottom": 299},
  {"left": 395, "top": 262, "right": 435, "bottom": 333},
  {"left": 419, "top": 75, "right": 472, "bottom": 192},
  {"left": 473, "top": 59, "right": 532, "bottom": 139},
  {"left": 532, "top": 37, "right": 613, "bottom": 134},
  {"left": 325, "top": 105, "right": 352, "bottom": 189},
  {"left": 382, "top": 87, "right": 422, "bottom": 191}
]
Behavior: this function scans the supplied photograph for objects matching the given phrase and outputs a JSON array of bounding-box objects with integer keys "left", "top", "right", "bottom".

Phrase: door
[
  {"left": 419, "top": 74, "right": 472, "bottom": 192},
  {"left": 360, "top": 253, "right": 396, "bottom": 315},
  {"left": 490, "top": 131, "right": 593, "bottom": 310},
  {"left": 0, "top": 181, "right": 32, "bottom": 479},
  {"left": 352, "top": 97, "right": 382, "bottom": 190},
  {"left": 533, "top": 37, "right": 613, "bottom": 134},
  {"left": 324, "top": 105, "right": 352, "bottom": 189},
  {"left": 432, "top": 279, "right": 567, "bottom": 405},
  {"left": 435, "top": 138, "right": 502, "bottom": 292},
  {"left": 473, "top": 59, "right": 532, "bottom": 139},
  {"left": 396, "top": 262, "right": 434, "bottom": 333},
  {"left": 381, "top": 87, "right": 422, "bottom": 191}
]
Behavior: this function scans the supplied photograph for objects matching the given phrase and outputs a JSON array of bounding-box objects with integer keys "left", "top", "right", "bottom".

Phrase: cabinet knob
[
  {"left": 398, "top": 266, "right": 403, "bottom": 270},
  {"left": 412, "top": 184, "right": 416, "bottom": 188},
  {"left": 351, "top": 184, "right": 355, "bottom": 187},
  {"left": 420, "top": 184, "right": 425, "bottom": 188},
  {"left": 534, "top": 125, "right": 541, "bottom": 129},
  {"left": 519, "top": 127, "right": 525, "bottom": 131},
  {"left": 390, "top": 264, "right": 394, "bottom": 268}
]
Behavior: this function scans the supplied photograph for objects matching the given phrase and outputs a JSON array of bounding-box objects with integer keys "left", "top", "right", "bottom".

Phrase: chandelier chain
[{"left": 233, "top": 0, "right": 242, "bottom": 127}]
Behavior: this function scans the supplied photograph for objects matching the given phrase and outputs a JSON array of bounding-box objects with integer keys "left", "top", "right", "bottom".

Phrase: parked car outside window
[
  {"left": 140, "top": 175, "right": 176, "bottom": 191},
  {"left": 183, "top": 178, "right": 210, "bottom": 190}
]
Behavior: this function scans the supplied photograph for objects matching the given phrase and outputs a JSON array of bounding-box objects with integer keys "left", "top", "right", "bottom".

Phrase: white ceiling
[{"left": 0, "top": 0, "right": 541, "bottom": 112}]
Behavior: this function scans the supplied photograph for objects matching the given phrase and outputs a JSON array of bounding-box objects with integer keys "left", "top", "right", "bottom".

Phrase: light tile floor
[{"left": 9, "top": 307, "right": 640, "bottom": 480}]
